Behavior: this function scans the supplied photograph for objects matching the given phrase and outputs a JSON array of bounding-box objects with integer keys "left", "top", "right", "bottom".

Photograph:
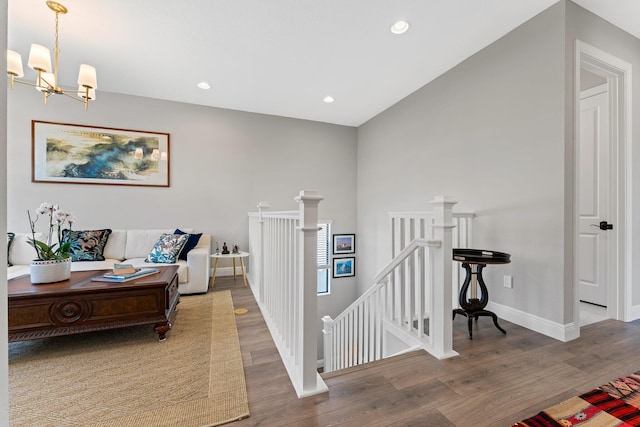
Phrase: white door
[{"left": 578, "top": 85, "right": 610, "bottom": 307}]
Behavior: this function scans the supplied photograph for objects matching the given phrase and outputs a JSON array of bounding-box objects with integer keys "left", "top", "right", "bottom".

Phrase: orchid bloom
[{"left": 28, "top": 203, "right": 75, "bottom": 261}]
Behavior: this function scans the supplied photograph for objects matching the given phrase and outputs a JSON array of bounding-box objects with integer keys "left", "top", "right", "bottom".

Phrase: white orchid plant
[{"left": 27, "top": 203, "right": 76, "bottom": 261}]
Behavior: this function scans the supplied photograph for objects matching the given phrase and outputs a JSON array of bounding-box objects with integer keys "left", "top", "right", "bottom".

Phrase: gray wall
[
  {"left": 6, "top": 89, "right": 359, "bottom": 357},
  {"left": 357, "top": 3, "right": 568, "bottom": 323},
  {"left": 357, "top": 0, "right": 640, "bottom": 330}
]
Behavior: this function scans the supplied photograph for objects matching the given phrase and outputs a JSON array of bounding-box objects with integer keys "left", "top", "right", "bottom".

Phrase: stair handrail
[
  {"left": 372, "top": 238, "right": 441, "bottom": 284},
  {"left": 322, "top": 238, "right": 443, "bottom": 372},
  {"left": 326, "top": 238, "right": 440, "bottom": 328},
  {"left": 323, "top": 196, "right": 459, "bottom": 373}
]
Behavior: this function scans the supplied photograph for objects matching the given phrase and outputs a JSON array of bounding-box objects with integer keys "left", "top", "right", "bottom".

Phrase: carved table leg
[{"left": 154, "top": 321, "right": 172, "bottom": 342}]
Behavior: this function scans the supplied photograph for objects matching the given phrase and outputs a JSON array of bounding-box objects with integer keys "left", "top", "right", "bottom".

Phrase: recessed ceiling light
[
  {"left": 197, "top": 81, "right": 211, "bottom": 90},
  {"left": 323, "top": 96, "right": 335, "bottom": 103},
  {"left": 391, "top": 20, "right": 410, "bottom": 35}
]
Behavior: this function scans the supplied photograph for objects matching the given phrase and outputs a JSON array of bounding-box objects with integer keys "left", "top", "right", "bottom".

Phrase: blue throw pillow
[
  {"left": 174, "top": 229, "right": 202, "bottom": 261},
  {"left": 146, "top": 233, "right": 190, "bottom": 264}
]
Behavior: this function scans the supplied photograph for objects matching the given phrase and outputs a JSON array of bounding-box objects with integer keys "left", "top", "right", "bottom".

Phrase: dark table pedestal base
[
  {"left": 453, "top": 307, "right": 506, "bottom": 339},
  {"left": 453, "top": 258, "right": 508, "bottom": 340}
]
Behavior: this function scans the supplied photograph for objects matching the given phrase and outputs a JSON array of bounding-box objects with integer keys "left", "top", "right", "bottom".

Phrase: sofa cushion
[
  {"left": 103, "top": 230, "right": 126, "bottom": 261},
  {"left": 174, "top": 229, "right": 202, "bottom": 260},
  {"left": 7, "top": 232, "right": 14, "bottom": 267},
  {"left": 146, "top": 233, "right": 189, "bottom": 264},
  {"left": 125, "top": 230, "right": 172, "bottom": 259},
  {"left": 9, "top": 232, "right": 46, "bottom": 265},
  {"left": 63, "top": 229, "right": 112, "bottom": 261}
]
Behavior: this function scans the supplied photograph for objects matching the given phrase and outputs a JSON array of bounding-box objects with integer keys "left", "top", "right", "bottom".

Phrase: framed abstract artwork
[
  {"left": 333, "top": 257, "right": 355, "bottom": 278},
  {"left": 333, "top": 234, "right": 355, "bottom": 255},
  {"left": 32, "top": 120, "right": 170, "bottom": 187}
]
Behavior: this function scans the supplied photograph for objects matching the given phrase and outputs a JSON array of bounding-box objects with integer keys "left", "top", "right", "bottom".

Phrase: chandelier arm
[
  {"left": 61, "top": 91, "right": 86, "bottom": 103},
  {"left": 40, "top": 75, "right": 56, "bottom": 91},
  {"left": 10, "top": 79, "right": 40, "bottom": 89}
]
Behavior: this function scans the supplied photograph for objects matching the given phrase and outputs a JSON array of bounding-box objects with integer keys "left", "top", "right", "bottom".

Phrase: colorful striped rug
[{"left": 514, "top": 371, "right": 640, "bottom": 426}]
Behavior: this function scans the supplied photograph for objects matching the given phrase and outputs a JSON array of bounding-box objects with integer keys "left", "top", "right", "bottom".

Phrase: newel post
[
  {"left": 430, "top": 195, "right": 459, "bottom": 359},
  {"left": 295, "top": 190, "right": 327, "bottom": 396},
  {"left": 256, "top": 201, "right": 270, "bottom": 300}
]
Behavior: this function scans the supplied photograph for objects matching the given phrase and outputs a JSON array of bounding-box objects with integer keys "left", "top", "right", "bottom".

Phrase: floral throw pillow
[
  {"left": 146, "top": 233, "right": 190, "bottom": 264},
  {"left": 62, "top": 229, "right": 112, "bottom": 262},
  {"left": 7, "top": 232, "right": 15, "bottom": 267}
]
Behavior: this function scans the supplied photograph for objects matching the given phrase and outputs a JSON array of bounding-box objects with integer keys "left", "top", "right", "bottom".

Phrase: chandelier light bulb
[
  {"left": 27, "top": 44, "right": 52, "bottom": 72},
  {"left": 78, "top": 64, "right": 97, "bottom": 89},
  {"left": 7, "top": 50, "right": 24, "bottom": 77}
]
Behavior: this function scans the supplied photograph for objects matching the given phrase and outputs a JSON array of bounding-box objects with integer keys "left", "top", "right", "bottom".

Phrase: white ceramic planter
[{"left": 30, "top": 258, "right": 72, "bottom": 284}]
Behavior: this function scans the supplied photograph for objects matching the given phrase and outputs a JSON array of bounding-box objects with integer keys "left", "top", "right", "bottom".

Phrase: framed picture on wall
[
  {"left": 333, "top": 257, "right": 355, "bottom": 278},
  {"left": 32, "top": 120, "right": 170, "bottom": 187},
  {"left": 333, "top": 234, "right": 355, "bottom": 254}
]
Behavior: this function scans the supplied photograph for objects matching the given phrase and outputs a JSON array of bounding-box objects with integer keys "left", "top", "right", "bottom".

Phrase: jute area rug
[{"left": 9, "top": 290, "right": 250, "bottom": 427}]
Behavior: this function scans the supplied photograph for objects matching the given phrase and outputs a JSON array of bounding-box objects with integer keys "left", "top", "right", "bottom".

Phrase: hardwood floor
[{"left": 211, "top": 276, "right": 640, "bottom": 426}]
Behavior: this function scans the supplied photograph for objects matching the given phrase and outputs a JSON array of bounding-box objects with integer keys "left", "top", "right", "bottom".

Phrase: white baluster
[{"left": 322, "top": 315, "right": 333, "bottom": 372}]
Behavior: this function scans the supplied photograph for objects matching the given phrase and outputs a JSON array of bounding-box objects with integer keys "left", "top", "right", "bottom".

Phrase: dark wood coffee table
[{"left": 8, "top": 265, "right": 180, "bottom": 342}]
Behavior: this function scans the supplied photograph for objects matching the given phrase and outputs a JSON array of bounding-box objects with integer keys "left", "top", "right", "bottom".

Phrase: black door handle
[{"left": 590, "top": 221, "right": 613, "bottom": 230}]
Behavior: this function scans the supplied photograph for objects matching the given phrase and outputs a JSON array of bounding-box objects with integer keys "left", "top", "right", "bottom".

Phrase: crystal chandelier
[{"left": 6, "top": 1, "right": 98, "bottom": 111}]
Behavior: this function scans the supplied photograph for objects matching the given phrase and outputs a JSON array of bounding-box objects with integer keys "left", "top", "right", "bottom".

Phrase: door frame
[{"left": 574, "top": 40, "right": 633, "bottom": 326}]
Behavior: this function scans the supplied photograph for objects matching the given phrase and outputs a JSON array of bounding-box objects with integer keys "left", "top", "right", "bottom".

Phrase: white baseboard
[
  {"left": 486, "top": 301, "right": 579, "bottom": 342},
  {"left": 626, "top": 304, "right": 640, "bottom": 322}
]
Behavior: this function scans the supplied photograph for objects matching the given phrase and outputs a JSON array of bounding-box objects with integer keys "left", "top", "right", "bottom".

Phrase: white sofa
[{"left": 8, "top": 229, "right": 211, "bottom": 294}]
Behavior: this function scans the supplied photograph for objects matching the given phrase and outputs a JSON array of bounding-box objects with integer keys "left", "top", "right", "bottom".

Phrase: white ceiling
[{"left": 7, "top": 0, "right": 639, "bottom": 127}]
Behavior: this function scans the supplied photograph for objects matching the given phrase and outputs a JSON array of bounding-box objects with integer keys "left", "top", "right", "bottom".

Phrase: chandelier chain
[{"left": 54, "top": 11, "right": 59, "bottom": 54}]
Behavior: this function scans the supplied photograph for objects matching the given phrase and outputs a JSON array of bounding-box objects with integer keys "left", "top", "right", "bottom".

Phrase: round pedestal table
[{"left": 452, "top": 248, "right": 511, "bottom": 339}]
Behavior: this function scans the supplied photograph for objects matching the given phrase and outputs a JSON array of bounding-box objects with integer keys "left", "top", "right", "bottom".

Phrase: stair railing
[
  {"left": 322, "top": 196, "right": 459, "bottom": 373},
  {"left": 247, "top": 190, "right": 328, "bottom": 398},
  {"left": 389, "top": 211, "right": 475, "bottom": 311}
]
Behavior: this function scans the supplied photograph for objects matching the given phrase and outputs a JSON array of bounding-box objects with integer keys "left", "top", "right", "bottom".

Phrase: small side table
[
  {"left": 452, "top": 248, "right": 511, "bottom": 339},
  {"left": 210, "top": 251, "right": 249, "bottom": 288}
]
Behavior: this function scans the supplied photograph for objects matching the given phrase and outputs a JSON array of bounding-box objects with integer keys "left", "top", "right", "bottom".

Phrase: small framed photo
[
  {"left": 333, "top": 234, "right": 355, "bottom": 255},
  {"left": 333, "top": 257, "right": 355, "bottom": 278}
]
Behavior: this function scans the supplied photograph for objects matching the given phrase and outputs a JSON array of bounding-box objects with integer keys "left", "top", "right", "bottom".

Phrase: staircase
[
  {"left": 247, "top": 192, "right": 473, "bottom": 395},
  {"left": 322, "top": 198, "right": 474, "bottom": 373}
]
